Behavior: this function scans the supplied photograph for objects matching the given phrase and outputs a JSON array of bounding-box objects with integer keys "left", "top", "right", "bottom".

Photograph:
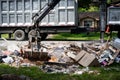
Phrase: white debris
[
  {"left": 1, "top": 37, "right": 20, "bottom": 52},
  {"left": 2, "top": 56, "right": 14, "bottom": 64},
  {"left": 74, "top": 71, "right": 83, "bottom": 75},
  {"left": 7, "top": 44, "right": 20, "bottom": 52}
]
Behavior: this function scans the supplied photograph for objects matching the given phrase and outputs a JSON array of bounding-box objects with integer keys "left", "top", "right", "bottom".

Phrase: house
[
  {"left": 78, "top": 1, "right": 120, "bottom": 32},
  {"left": 79, "top": 12, "right": 100, "bottom": 30}
]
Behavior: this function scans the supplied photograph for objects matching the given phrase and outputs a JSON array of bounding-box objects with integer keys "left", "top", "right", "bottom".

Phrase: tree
[
  {"left": 78, "top": 0, "right": 92, "bottom": 9},
  {"left": 78, "top": 0, "right": 118, "bottom": 12},
  {"left": 78, "top": 0, "right": 99, "bottom": 12},
  {"left": 111, "top": 0, "right": 120, "bottom": 3}
]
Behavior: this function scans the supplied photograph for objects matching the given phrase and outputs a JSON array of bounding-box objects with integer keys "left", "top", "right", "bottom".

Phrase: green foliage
[
  {"left": 78, "top": 0, "right": 92, "bottom": 8},
  {"left": 78, "top": 0, "right": 117, "bottom": 12},
  {"left": 107, "top": 0, "right": 111, "bottom": 3},
  {"left": 78, "top": 8, "right": 88, "bottom": 12},
  {"left": 1, "top": 34, "right": 9, "bottom": 39},
  {"left": 88, "top": 6, "right": 99, "bottom": 12},
  {"left": 79, "top": 6, "right": 99, "bottom": 12}
]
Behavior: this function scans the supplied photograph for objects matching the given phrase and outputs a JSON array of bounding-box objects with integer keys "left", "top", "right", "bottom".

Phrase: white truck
[
  {"left": 0, "top": 0, "right": 78, "bottom": 40},
  {"left": 107, "top": 6, "right": 120, "bottom": 38}
]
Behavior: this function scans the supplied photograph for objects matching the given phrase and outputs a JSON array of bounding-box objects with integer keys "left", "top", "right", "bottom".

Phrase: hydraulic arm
[
  {"left": 32, "top": 0, "right": 61, "bottom": 27},
  {"left": 29, "top": 0, "right": 61, "bottom": 51}
]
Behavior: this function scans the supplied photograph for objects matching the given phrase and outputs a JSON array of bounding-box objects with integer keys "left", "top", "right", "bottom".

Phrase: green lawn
[
  {"left": 1, "top": 34, "right": 9, "bottom": 39},
  {"left": 0, "top": 63, "right": 120, "bottom": 80},
  {"left": 52, "top": 32, "right": 117, "bottom": 40},
  {"left": 1, "top": 34, "right": 14, "bottom": 39}
]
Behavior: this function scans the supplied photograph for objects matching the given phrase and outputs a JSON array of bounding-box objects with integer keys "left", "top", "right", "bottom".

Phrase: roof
[
  {"left": 79, "top": 12, "right": 100, "bottom": 21},
  {"left": 109, "top": 0, "right": 120, "bottom": 6},
  {"left": 111, "top": 0, "right": 120, "bottom": 4}
]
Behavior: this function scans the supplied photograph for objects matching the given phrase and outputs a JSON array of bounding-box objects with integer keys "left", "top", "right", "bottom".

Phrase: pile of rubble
[
  {"left": 66, "top": 38, "right": 120, "bottom": 67},
  {"left": 0, "top": 38, "right": 120, "bottom": 74}
]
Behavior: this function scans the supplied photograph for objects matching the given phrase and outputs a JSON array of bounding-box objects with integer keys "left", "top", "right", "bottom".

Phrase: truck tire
[
  {"left": 28, "top": 30, "right": 48, "bottom": 40},
  {"left": 28, "top": 30, "right": 36, "bottom": 38},
  {"left": 14, "top": 30, "right": 25, "bottom": 41},
  {"left": 40, "top": 33, "right": 48, "bottom": 40}
]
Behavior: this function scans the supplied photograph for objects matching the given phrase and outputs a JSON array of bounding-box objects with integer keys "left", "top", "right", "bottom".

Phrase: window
[
  {"left": 32, "top": 0, "right": 38, "bottom": 10},
  {"left": 25, "top": 13, "right": 30, "bottom": 23},
  {"left": 25, "top": 0, "right": 30, "bottom": 10},
  {"left": 59, "top": 0, "right": 65, "bottom": 7},
  {"left": 84, "top": 20, "right": 93, "bottom": 27},
  {"left": 17, "top": 0, "right": 22, "bottom": 11},
  {"left": 2, "top": 14, "right": 7, "bottom": 23},
  {"left": 1, "top": 1, "right": 7, "bottom": 11},
  {"left": 109, "top": 12, "right": 120, "bottom": 21},
  {"left": 9, "top": 1, "right": 15, "bottom": 11},
  {"left": 68, "top": 9, "right": 74, "bottom": 22},
  {"left": 59, "top": 10, "right": 65, "bottom": 22},
  {"left": 41, "top": 0, "right": 46, "bottom": 8},
  {"left": 17, "top": 14, "right": 22, "bottom": 23},
  {"left": 67, "top": 0, "right": 74, "bottom": 7},
  {"left": 9, "top": 14, "right": 15, "bottom": 23},
  {"left": 49, "top": 13, "right": 55, "bottom": 22}
]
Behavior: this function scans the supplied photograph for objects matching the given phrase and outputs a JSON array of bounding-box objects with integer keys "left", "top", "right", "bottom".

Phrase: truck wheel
[
  {"left": 28, "top": 30, "right": 36, "bottom": 38},
  {"left": 40, "top": 33, "right": 48, "bottom": 40},
  {"left": 28, "top": 30, "right": 47, "bottom": 40},
  {"left": 14, "top": 30, "right": 25, "bottom": 41}
]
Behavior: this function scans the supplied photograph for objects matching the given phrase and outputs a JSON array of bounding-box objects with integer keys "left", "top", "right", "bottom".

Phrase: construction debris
[
  {"left": 0, "top": 38, "right": 120, "bottom": 74},
  {"left": 41, "top": 63, "right": 89, "bottom": 74}
]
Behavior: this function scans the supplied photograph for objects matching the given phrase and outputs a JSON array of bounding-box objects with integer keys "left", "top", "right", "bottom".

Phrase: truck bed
[{"left": 0, "top": 0, "right": 78, "bottom": 27}]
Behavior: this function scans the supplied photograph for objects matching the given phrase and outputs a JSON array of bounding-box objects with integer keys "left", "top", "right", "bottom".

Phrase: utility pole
[{"left": 99, "top": 0, "right": 107, "bottom": 43}]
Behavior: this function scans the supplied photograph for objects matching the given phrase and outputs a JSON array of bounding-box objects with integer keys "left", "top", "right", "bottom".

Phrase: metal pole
[{"left": 100, "top": 0, "right": 107, "bottom": 43}]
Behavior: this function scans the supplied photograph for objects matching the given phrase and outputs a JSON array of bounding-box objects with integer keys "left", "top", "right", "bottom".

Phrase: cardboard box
[
  {"left": 78, "top": 53, "right": 99, "bottom": 67},
  {"left": 67, "top": 52, "right": 76, "bottom": 59},
  {"left": 109, "top": 46, "right": 116, "bottom": 53},
  {"left": 75, "top": 50, "right": 87, "bottom": 61}
]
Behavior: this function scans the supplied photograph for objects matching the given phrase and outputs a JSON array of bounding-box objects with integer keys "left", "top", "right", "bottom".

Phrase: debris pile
[
  {"left": 41, "top": 63, "right": 94, "bottom": 74},
  {"left": 0, "top": 38, "right": 120, "bottom": 74},
  {"left": 73, "top": 39, "right": 120, "bottom": 67}
]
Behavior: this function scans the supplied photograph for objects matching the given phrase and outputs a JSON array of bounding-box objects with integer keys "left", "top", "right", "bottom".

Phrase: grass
[
  {"left": 0, "top": 34, "right": 14, "bottom": 39},
  {"left": 0, "top": 32, "right": 118, "bottom": 40},
  {"left": 1, "top": 34, "right": 9, "bottom": 39},
  {"left": 52, "top": 32, "right": 118, "bottom": 40},
  {"left": 0, "top": 63, "right": 120, "bottom": 80}
]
